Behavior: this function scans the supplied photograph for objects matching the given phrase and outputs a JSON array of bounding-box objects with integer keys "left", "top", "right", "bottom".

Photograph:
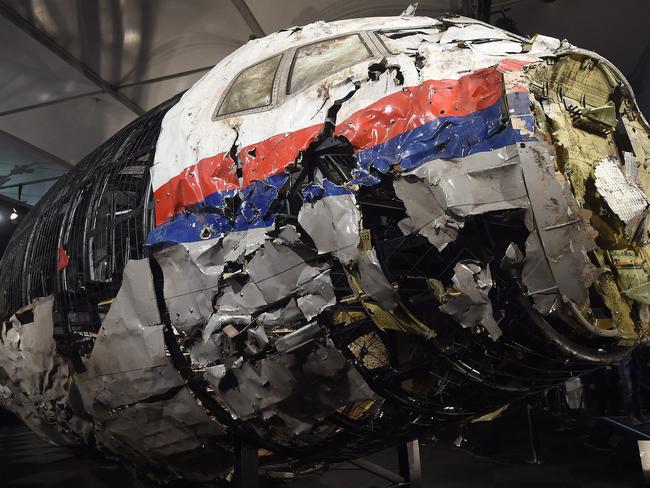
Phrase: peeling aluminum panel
[
  {"left": 204, "top": 335, "right": 377, "bottom": 440},
  {"left": 0, "top": 297, "right": 82, "bottom": 444},
  {"left": 298, "top": 184, "right": 361, "bottom": 265},
  {"left": 247, "top": 241, "right": 323, "bottom": 304},
  {"left": 594, "top": 156, "right": 649, "bottom": 224},
  {"left": 522, "top": 226, "right": 560, "bottom": 313},
  {"left": 355, "top": 249, "right": 399, "bottom": 311},
  {"left": 78, "top": 259, "right": 184, "bottom": 414},
  {"left": 517, "top": 142, "right": 598, "bottom": 308},
  {"left": 155, "top": 240, "right": 223, "bottom": 332},
  {"left": 256, "top": 298, "right": 304, "bottom": 328},
  {"left": 94, "top": 387, "right": 230, "bottom": 482},
  {"left": 394, "top": 146, "right": 529, "bottom": 250},
  {"left": 440, "top": 261, "right": 501, "bottom": 340}
]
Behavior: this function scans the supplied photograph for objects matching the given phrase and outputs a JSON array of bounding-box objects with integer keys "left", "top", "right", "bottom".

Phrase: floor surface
[{"left": 0, "top": 406, "right": 646, "bottom": 487}]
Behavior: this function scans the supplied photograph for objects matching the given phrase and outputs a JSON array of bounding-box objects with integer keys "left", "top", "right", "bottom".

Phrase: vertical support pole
[
  {"left": 638, "top": 440, "right": 650, "bottom": 482},
  {"left": 397, "top": 439, "right": 423, "bottom": 487},
  {"left": 234, "top": 438, "right": 259, "bottom": 488},
  {"left": 526, "top": 404, "right": 543, "bottom": 465}
]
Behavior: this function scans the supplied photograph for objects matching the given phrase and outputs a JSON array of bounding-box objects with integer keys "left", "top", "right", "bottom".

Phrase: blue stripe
[
  {"left": 147, "top": 98, "right": 533, "bottom": 246},
  {"left": 302, "top": 179, "right": 353, "bottom": 203},
  {"left": 356, "top": 99, "right": 522, "bottom": 174},
  {"left": 146, "top": 173, "right": 288, "bottom": 247}
]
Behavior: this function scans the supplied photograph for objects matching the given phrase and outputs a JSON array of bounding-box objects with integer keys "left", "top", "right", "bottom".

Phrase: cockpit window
[
  {"left": 288, "top": 34, "right": 371, "bottom": 94},
  {"left": 217, "top": 54, "right": 282, "bottom": 116}
]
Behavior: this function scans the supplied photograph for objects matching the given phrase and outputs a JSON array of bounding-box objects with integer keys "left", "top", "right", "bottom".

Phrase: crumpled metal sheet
[
  {"left": 0, "top": 297, "right": 83, "bottom": 444},
  {"left": 528, "top": 34, "right": 562, "bottom": 55},
  {"left": 439, "top": 23, "right": 518, "bottom": 44},
  {"left": 94, "top": 387, "right": 230, "bottom": 482},
  {"left": 440, "top": 260, "right": 501, "bottom": 340},
  {"left": 296, "top": 268, "right": 337, "bottom": 320},
  {"left": 394, "top": 145, "right": 529, "bottom": 250},
  {"left": 190, "top": 313, "right": 253, "bottom": 367},
  {"left": 518, "top": 142, "right": 598, "bottom": 308},
  {"left": 155, "top": 240, "right": 223, "bottom": 333},
  {"left": 192, "top": 313, "right": 271, "bottom": 368},
  {"left": 193, "top": 239, "right": 336, "bottom": 366},
  {"left": 256, "top": 297, "right": 304, "bottom": 328},
  {"left": 394, "top": 175, "right": 462, "bottom": 250},
  {"left": 275, "top": 322, "right": 322, "bottom": 353},
  {"left": 522, "top": 224, "right": 560, "bottom": 313},
  {"left": 153, "top": 225, "right": 271, "bottom": 332},
  {"left": 594, "top": 155, "right": 650, "bottom": 224},
  {"left": 245, "top": 240, "right": 334, "bottom": 310},
  {"left": 298, "top": 180, "right": 361, "bottom": 265},
  {"left": 355, "top": 249, "right": 399, "bottom": 311},
  {"left": 78, "top": 259, "right": 184, "bottom": 414},
  {"left": 204, "top": 334, "right": 377, "bottom": 440},
  {"left": 1, "top": 298, "right": 69, "bottom": 400}
]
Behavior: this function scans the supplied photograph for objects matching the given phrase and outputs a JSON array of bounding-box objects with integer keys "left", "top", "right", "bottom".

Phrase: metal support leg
[
  {"left": 397, "top": 439, "right": 422, "bottom": 487},
  {"left": 526, "top": 404, "right": 543, "bottom": 465},
  {"left": 234, "top": 439, "right": 259, "bottom": 488},
  {"left": 349, "top": 458, "right": 406, "bottom": 485}
]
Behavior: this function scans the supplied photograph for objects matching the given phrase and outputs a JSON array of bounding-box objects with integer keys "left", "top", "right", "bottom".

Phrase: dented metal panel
[{"left": 440, "top": 260, "right": 501, "bottom": 340}]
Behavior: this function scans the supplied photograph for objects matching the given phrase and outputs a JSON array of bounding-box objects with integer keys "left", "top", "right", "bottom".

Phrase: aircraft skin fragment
[
  {"left": 0, "top": 297, "right": 84, "bottom": 445},
  {"left": 298, "top": 180, "right": 361, "bottom": 265},
  {"left": 77, "top": 259, "right": 185, "bottom": 413},
  {"left": 2, "top": 13, "right": 650, "bottom": 482},
  {"left": 440, "top": 260, "right": 502, "bottom": 340}
]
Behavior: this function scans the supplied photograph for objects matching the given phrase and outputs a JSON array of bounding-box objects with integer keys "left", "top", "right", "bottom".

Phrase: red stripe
[
  {"left": 154, "top": 66, "right": 509, "bottom": 225},
  {"left": 497, "top": 58, "right": 533, "bottom": 73},
  {"left": 239, "top": 125, "right": 322, "bottom": 187},
  {"left": 335, "top": 67, "right": 503, "bottom": 149},
  {"left": 155, "top": 153, "right": 238, "bottom": 224}
]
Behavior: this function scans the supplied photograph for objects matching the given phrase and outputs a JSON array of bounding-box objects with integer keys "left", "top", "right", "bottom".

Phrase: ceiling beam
[
  {"left": 0, "top": 176, "right": 61, "bottom": 190},
  {"left": 0, "top": 1, "right": 145, "bottom": 116},
  {"left": 0, "top": 90, "right": 105, "bottom": 117},
  {"left": 118, "top": 65, "right": 214, "bottom": 89},
  {"left": 230, "top": 0, "right": 265, "bottom": 38},
  {"left": 0, "top": 130, "right": 72, "bottom": 168}
]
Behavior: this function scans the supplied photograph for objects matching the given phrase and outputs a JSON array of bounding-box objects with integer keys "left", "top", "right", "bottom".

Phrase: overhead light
[{"left": 10, "top": 209, "right": 18, "bottom": 221}]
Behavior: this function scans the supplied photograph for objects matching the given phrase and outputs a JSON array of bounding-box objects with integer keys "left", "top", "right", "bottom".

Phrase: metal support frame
[
  {"left": 348, "top": 439, "right": 423, "bottom": 487},
  {"left": 117, "top": 65, "right": 214, "bottom": 89},
  {"left": 0, "top": 90, "right": 105, "bottom": 117},
  {"left": 230, "top": 0, "right": 266, "bottom": 38},
  {"left": 0, "top": 1, "right": 145, "bottom": 116},
  {"left": 526, "top": 404, "right": 543, "bottom": 465},
  {"left": 231, "top": 440, "right": 423, "bottom": 487},
  {"left": 349, "top": 458, "right": 407, "bottom": 485},
  {"left": 398, "top": 440, "right": 423, "bottom": 488},
  {"left": 234, "top": 438, "right": 259, "bottom": 488}
]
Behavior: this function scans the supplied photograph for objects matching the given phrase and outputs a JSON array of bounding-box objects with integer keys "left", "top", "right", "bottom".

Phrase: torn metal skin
[{"left": 1, "top": 13, "right": 650, "bottom": 482}]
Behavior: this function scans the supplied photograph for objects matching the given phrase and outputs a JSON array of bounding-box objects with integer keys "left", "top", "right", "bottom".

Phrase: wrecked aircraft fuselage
[{"left": 1, "top": 14, "right": 650, "bottom": 481}]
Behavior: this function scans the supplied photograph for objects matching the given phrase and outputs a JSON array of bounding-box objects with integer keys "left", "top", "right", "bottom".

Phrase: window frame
[
  {"left": 212, "top": 30, "right": 388, "bottom": 121},
  {"left": 212, "top": 52, "right": 287, "bottom": 120},
  {"left": 285, "top": 32, "right": 375, "bottom": 96},
  {"left": 373, "top": 24, "right": 442, "bottom": 55}
]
